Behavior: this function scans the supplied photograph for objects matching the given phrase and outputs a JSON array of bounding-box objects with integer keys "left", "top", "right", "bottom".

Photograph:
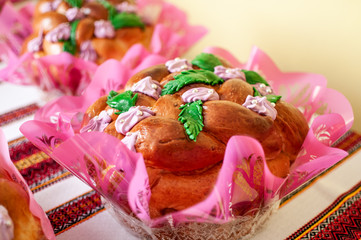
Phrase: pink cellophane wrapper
[
  {"left": 20, "top": 47, "right": 353, "bottom": 239},
  {"left": 0, "top": 128, "right": 56, "bottom": 239},
  {"left": 0, "top": 0, "right": 206, "bottom": 96}
]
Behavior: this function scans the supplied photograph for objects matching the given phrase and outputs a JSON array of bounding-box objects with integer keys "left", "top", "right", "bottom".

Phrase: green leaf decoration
[
  {"left": 63, "top": 41, "right": 76, "bottom": 55},
  {"left": 242, "top": 70, "right": 270, "bottom": 86},
  {"left": 161, "top": 69, "right": 224, "bottom": 96},
  {"left": 191, "top": 53, "right": 223, "bottom": 71},
  {"left": 62, "top": 20, "right": 80, "bottom": 55},
  {"left": 252, "top": 87, "right": 281, "bottom": 103},
  {"left": 253, "top": 87, "right": 262, "bottom": 97},
  {"left": 266, "top": 95, "right": 282, "bottom": 103},
  {"left": 65, "top": 0, "right": 83, "bottom": 8},
  {"left": 106, "top": 90, "right": 138, "bottom": 114},
  {"left": 178, "top": 100, "right": 204, "bottom": 141},
  {"left": 110, "top": 12, "right": 145, "bottom": 30},
  {"left": 98, "top": 0, "right": 117, "bottom": 19},
  {"left": 97, "top": 0, "right": 144, "bottom": 29},
  {"left": 70, "top": 20, "right": 79, "bottom": 45},
  {"left": 107, "top": 90, "right": 118, "bottom": 100}
]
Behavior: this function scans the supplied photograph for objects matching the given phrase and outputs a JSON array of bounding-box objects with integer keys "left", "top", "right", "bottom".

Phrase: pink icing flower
[
  {"left": 121, "top": 131, "right": 139, "bottom": 152},
  {"left": 80, "top": 7, "right": 91, "bottom": 15},
  {"left": 0, "top": 205, "right": 14, "bottom": 240},
  {"left": 165, "top": 58, "right": 193, "bottom": 73},
  {"left": 181, "top": 87, "right": 219, "bottom": 103},
  {"left": 115, "top": 106, "right": 154, "bottom": 135},
  {"left": 45, "top": 23, "right": 71, "bottom": 43},
  {"left": 214, "top": 65, "right": 245, "bottom": 80},
  {"left": 52, "top": 0, "right": 62, "bottom": 10},
  {"left": 27, "top": 29, "right": 43, "bottom": 52},
  {"left": 37, "top": 0, "right": 62, "bottom": 13},
  {"left": 80, "top": 110, "right": 112, "bottom": 133},
  {"left": 65, "top": 8, "right": 85, "bottom": 22},
  {"left": 94, "top": 20, "right": 115, "bottom": 39},
  {"left": 79, "top": 40, "right": 98, "bottom": 62},
  {"left": 131, "top": 76, "right": 162, "bottom": 100},
  {"left": 38, "top": 2, "right": 52, "bottom": 13},
  {"left": 253, "top": 83, "right": 274, "bottom": 96},
  {"left": 242, "top": 95, "right": 277, "bottom": 120},
  {"left": 116, "top": 2, "right": 137, "bottom": 13}
]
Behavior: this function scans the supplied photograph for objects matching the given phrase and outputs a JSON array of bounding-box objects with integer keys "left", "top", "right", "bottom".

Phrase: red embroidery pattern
[
  {"left": 333, "top": 131, "right": 361, "bottom": 155},
  {"left": 8, "top": 137, "right": 69, "bottom": 192},
  {"left": 9, "top": 138, "right": 104, "bottom": 233},
  {"left": 313, "top": 199, "right": 361, "bottom": 240},
  {"left": 287, "top": 181, "right": 361, "bottom": 240},
  {"left": 46, "top": 191, "right": 104, "bottom": 235},
  {"left": 9, "top": 137, "right": 41, "bottom": 162},
  {"left": 0, "top": 103, "right": 39, "bottom": 126}
]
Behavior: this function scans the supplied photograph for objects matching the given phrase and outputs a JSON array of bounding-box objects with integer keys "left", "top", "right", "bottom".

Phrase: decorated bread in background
[
  {"left": 0, "top": 176, "right": 46, "bottom": 240},
  {"left": 22, "top": 0, "right": 152, "bottom": 64},
  {"left": 81, "top": 53, "right": 309, "bottom": 218}
]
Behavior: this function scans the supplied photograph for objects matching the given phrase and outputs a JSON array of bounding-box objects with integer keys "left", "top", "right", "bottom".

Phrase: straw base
[{"left": 105, "top": 199, "right": 279, "bottom": 240}]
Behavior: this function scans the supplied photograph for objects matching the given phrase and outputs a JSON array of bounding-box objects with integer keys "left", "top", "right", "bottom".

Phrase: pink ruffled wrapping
[
  {"left": 0, "top": 128, "right": 55, "bottom": 240},
  {"left": 0, "top": 0, "right": 206, "bottom": 96},
  {"left": 20, "top": 47, "right": 353, "bottom": 238}
]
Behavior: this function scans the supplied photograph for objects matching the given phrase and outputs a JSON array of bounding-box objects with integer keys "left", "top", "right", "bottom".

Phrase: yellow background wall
[{"left": 167, "top": 0, "right": 361, "bottom": 132}]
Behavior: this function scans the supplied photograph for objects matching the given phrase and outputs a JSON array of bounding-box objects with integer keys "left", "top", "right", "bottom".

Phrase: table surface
[{"left": 1, "top": 82, "right": 361, "bottom": 240}]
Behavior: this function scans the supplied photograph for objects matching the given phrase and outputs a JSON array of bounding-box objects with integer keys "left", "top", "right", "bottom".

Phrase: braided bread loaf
[
  {"left": 82, "top": 53, "right": 309, "bottom": 218},
  {"left": 22, "top": 0, "right": 152, "bottom": 64}
]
